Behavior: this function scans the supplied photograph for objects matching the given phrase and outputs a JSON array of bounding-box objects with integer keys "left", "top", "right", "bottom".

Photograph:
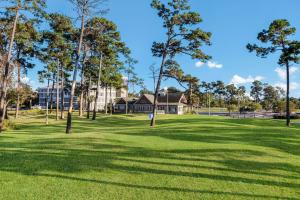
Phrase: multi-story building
[
  {"left": 37, "top": 87, "right": 78, "bottom": 109},
  {"left": 37, "top": 86, "right": 127, "bottom": 111},
  {"left": 89, "top": 86, "right": 127, "bottom": 111}
]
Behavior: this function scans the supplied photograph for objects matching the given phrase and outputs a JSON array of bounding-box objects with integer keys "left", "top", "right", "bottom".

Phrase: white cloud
[
  {"left": 230, "top": 75, "right": 264, "bottom": 85},
  {"left": 195, "top": 61, "right": 205, "bottom": 68},
  {"left": 275, "top": 67, "right": 298, "bottom": 80},
  {"left": 207, "top": 61, "right": 223, "bottom": 69},
  {"left": 274, "top": 82, "right": 300, "bottom": 91},
  {"left": 195, "top": 61, "right": 223, "bottom": 69}
]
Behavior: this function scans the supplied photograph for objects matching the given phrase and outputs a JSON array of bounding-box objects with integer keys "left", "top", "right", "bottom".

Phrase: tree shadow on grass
[
  {"left": 1, "top": 140, "right": 300, "bottom": 189},
  {"left": 9, "top": 172, "right": 296, "bottom": 200},
  {"left": 116, "top": 157, "right": 300, "bottom": 180},
  {"left": 109, "top": 117, "right": 300, "bottom": 156},
  {"left": 1, "top": 115, "right": 300, "bottom": 199},
  {"left": 13, "top": 116, "right": 149, "bottom": 135}
]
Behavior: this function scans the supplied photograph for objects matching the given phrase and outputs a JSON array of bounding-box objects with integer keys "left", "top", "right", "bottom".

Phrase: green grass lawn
[{"left": 1, "top": 114, "right": 300, "bottom": 200}]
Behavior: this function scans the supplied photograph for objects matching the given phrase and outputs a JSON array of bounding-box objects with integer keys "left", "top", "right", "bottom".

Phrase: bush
[
  {"left": 227, "top": 105, "right": 237, "bottom": 113},
  {"left": 184, "top": 110, "right": 197, "bottom": 115},
  {"left": 240, "top": 103, "right": 262, "bottom": 113},
  {"left": 273, "top": 114, "right": 300, "bottom": 119},
  {"left": 19, "top": 109, "right": 45, "bottom": 116},
  {"left": 273, "top": 101, "right": 297, "bottom": 113}
]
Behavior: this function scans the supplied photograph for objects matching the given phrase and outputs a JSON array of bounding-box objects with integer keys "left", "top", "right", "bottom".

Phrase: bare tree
[
  {"left": 149, "top": 63, "right": 159, "bottom": 93},
  {"left": 124, "top": 57, "right": 138, "bottom": 114}
]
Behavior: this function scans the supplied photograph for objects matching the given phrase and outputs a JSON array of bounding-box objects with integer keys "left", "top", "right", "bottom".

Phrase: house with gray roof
[{"left": 132, "top": 93, "right": 188, "bottom": 115}]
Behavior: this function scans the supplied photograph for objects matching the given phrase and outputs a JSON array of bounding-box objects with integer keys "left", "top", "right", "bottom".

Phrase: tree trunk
[
  {"left": 4, "top": 105, "right": 8, "bottom": 120},
  {"left": 208, "top": 93, "right": 211, "bottom": 116},
  {"left": 153, "top": 72, "right": 156, "bottom": 93},
  {"left": 66, "top": 15, "right": 85, "bottom": 134},
  {"left": 79, "top": 85, "right": 84, "bottom": 117},
  {"left": 60, "top": 70, "right": 65, "bottom": 119},
  {"left": 92, "top": 54, "right": 102, "bottom": 120},
  {"left": 46, "top": 78, "right": 50, "bottom": 125},
  {"left": 29, "top": 99, "right": 32, "bottom": 109},
  {"left": 189, "top": 86, "right": 192, "bottom": 112},
  {"left": 0, "top": 7, "right": 19, "bottom": 132},
  {"left": 15, "top": 63, "right": 21, "bottom": 119},
  {"left": 87, "top": 77, "right": 91, "bottom": 119},
  {"left": 126, "top": 77, "right": 129, "bottom": 115},
  {"left": 125, "top": 96, "right": 128, "bottom": 114},
  {"left": 15, "top": 95, "right": 20, "bottom": 116},
  {"left": 83, "top": 91, "right": 87, "bottom": 115},
  {"left": 110, "top": 86, "right": 113, "bottom": 115},
  {"left": 79, "top": 50, "right": 87, "bottom": 117},
  {"left": 150, "top": 53, "right": 167, "bottom": 127},
  {"left": 105, "top": 84, "right": 108, "bottom": 115},
  {"left": 286, "top": 62, "right": 290, "bottom": 127},
  {"left": 92, "top": 87, "right": 99, "bottom": 120},
  {"left": 56, "top": 63, "right": 60, "bottom": 121},
  {"left": 219, "top": 94, "right": 222, "bottom": 112},
  {"left": 49, "top": 76, "right": 55, "bottom": 114}
]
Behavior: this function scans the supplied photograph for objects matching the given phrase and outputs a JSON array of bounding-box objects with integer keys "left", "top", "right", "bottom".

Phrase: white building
[
  {"left": 89, "top": 86, "right": 127, "bottom": 111},
  {"left": 37, "top": 85, "right": 127, "bottom": 111},
  {"left": 37, "top": 87, "right": 78, "bottom": 109}
]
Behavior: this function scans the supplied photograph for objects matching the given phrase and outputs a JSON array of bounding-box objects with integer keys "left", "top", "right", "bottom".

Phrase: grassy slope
[{"left": 0, "top": 114, "right": 300, "bottom": 200}]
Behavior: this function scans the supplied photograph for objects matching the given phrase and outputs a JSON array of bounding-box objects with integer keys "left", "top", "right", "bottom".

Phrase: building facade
[
  {"left": 38, "top": 86, "right": 126, "bottom": 111},
  {"left": 115, "top": 93, "right": 188, "bottom": 115},
  {"left": 37, "top": 87, "right": 77, "bottom": 109},
  {"left": 89, "top": 86, "right": 127, "bottom": 111},
  {"left": 114, "top": 97, "right": 138, "bottom": 113}
]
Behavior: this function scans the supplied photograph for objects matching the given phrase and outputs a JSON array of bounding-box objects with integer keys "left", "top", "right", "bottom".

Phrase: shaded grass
[{"left": 0, "top": 114, "right": 300, "bottom": 199}]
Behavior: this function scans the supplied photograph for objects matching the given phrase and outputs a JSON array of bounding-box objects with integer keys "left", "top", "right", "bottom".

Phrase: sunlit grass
[{"left": 1, "top": 114, "right": 300, "bottom": 200}]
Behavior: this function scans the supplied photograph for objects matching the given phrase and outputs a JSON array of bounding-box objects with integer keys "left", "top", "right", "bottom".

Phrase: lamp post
[{"left": 164, "top": 87, "right": 168, "bottom": 114}]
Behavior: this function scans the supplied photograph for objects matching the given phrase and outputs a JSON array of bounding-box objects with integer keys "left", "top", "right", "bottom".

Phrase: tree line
[
  {"left": 0, "top": 0, "right": 299, "bottom": 133},
  {"left": 149, "top": 1, "right": 300, "bottom": 127},
  {"left": 163, "top": 79, "right": 299, "bottom": 115},
  {"left": 0, "top": 0, "right": 143, "bottom": 133}
]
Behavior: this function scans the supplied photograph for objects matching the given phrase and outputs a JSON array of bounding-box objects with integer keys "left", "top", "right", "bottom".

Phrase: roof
[
  {"left": 143, "top": 94, "right": 155, "bottom": 104},
  {"left": 135, "top": 93, "right": 187, "bottom": 105},
  {"left": 115, "top": 97, "right": 138, "bottom": 104},
  {"left": 158, "top": 93, "right": 185, "bottom": 103}
]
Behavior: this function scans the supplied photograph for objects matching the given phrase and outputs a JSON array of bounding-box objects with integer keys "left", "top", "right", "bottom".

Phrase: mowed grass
[{"left": 1, "top": 114, "right": 300, "bottom": 200}]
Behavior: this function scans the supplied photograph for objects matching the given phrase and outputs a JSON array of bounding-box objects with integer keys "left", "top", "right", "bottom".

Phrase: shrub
[
  {"left": 273, "top": 101, "right": 297, "bottom": 114},
  {"left": 19, "top": 109, "right": 45, "bottom": 116},
  {"left": 184, "top": 110, "right": 197, "bottom": 115},
  {"left": 227, "top": 105, "right": 237, "bottom": 113},
  {"left": 240, "top": 103, "right": 262, "bottom": 113}
]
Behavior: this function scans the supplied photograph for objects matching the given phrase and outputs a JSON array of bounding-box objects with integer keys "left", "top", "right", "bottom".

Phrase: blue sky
[{"left": 27, "top": 0, "right": 300, "bottom": 96}]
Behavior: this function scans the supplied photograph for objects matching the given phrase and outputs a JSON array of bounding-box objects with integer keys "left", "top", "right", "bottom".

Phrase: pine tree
[
  {"left": 66, "top": 0, "right": 107, "bottom": 134},
  {"left": 150, "top": 0, "right": 211, "bottom": 126},
  {"left": 0, "top": 0, "right": 46, "bottom": 131},
  {"left": 247, "top": 19, "right": 300, "bottom": 126}
]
